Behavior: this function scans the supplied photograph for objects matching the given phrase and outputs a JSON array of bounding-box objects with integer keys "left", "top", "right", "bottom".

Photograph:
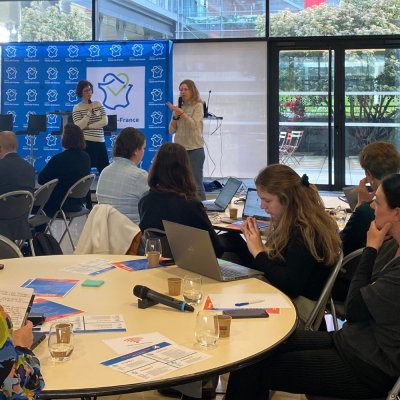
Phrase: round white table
[{"left": 0, "top": 255, "right": 297, "bottom": 398}]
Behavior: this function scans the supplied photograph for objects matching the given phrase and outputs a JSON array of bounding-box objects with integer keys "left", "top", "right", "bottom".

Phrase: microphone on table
[
  {"left": 133, "top": 285, "right": 194, "bottom": 312},
  {"left": 178, "top": 96, "right": 183, "bottom": 109},
  {"left": 88, "top": 99, "right": 95, "bottom": 114}
]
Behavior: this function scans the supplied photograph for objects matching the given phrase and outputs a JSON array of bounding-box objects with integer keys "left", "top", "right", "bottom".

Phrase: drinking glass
[
  {"left": 330, "top": 206, "right": 348, "bottom": 229},
  {"left": 182, "top": 274, "right": 203, "bottom": 305},
  {"left": 145, "top": 238, "right": 162, "bottom": 267},
  {"left": 195, "top": 311, "right": 219, "bottom": 347},
  {"left": 48, "top": 322, "right": 74, "bottom": 361}
]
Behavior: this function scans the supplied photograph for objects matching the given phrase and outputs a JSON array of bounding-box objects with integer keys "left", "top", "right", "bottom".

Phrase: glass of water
[
  {"left": 331, "top": 206, "right": 348, "bottom": 230},
  {"left": 182, "top": 274, "right": 203, "bottom": 305},
  {"left": 48, "top": 322, "right": 74, "bottom": 361},
  {"left": 195, "top": 311, "right": 219, "bottom": 348}
]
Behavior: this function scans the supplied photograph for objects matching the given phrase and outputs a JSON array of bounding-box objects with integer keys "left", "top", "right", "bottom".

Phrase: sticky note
[{"left": 82, "top": 279, "right": 104, "bottom": 287}]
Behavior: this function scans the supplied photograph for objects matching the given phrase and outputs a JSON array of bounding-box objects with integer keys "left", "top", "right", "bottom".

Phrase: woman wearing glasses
[{"left": 73, "top": 80, "right": 108, "bottom": 208}]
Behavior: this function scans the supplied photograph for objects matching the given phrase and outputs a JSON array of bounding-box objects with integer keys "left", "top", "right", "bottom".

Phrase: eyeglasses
[{"left": 83, "top": 88, "right": 92, "bottom": 93}]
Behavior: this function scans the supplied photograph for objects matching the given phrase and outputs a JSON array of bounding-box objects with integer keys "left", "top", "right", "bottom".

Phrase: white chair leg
[
  {"left": 59, "top": 212, "right": 76, "bottom": 251},
  {"left": 29, "top": 239, "right": 35, "bottom": 256}
]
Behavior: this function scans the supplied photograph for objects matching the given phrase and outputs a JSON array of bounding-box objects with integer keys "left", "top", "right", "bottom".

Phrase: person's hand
[
  {"left": 366, "top": 221, "right": 392, "bottom": 251},
  {"left": 166, "top": 102, "right": 182, "bottom": 114},
  {"left": 13, "top": 321, "right": 34, "bottom": 348},
  {"left": 87, "top": 103, "right": 94, "bottom": 114},
  {"left": 84, "top": 125, "right": 89, "bottom": 130},
  {"left": 241, "top": 217, "right": 264, "bottom": 257},
  {"left": 357, "top": 177, "right": 375, "bottom": 207}
]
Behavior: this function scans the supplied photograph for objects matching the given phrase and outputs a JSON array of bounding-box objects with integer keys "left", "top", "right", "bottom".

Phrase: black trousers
[
  {"left": 225, "top": 331, "right": 394, "bottom": 400},
  {"left": 84, "top": 141, "right": 109, "bottom": 208}
]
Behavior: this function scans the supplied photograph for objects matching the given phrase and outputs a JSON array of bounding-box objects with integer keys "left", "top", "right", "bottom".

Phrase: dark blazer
[
  {"left": 0, "top": 152, "right": 35, "bottom": 196},
  {"left": 38, "top": 149, "right": 91, "bottom": 217}
]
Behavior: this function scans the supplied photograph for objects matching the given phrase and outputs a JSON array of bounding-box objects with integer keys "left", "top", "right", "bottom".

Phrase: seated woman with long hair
[
  {"left": 242, "top": 164, "right": 341, "bottom": 309},
  {"left": 225, "top": 173, "right": 400, "bottom": 400},
  {"left": 139, "top": 142, "right": 252, "bottom": 264}
]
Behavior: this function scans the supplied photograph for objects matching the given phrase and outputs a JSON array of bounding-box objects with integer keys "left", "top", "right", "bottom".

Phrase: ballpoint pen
[{"left": 235, "top": 299, "right": 265, "bottom": 307}]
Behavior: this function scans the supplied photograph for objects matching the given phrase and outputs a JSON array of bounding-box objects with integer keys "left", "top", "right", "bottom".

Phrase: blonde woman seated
[{"left": 242, "top": 164, "right": 341, "bottom": 321}]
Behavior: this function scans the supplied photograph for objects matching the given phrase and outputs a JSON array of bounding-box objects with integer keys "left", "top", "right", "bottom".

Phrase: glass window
[
  {"left": 269, "top": 0, "right": 400, "bottom": 37},
  {"left": 0, "top": 1, "right": 92, "bottom": 42}
]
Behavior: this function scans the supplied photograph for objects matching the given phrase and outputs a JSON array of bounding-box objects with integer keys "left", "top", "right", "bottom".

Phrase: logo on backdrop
[
  {"left": 26, "top": 89, "right": 37, "bottom": 102},
  {"left": 47, "top": 46, "right": 58, "bottom": 58},
  {"left": 7, "top": 111, "right": 16, "bottom": 122},
  {"left": 68, "top": 45, "right": 79, "bottom": 58},
  {"left": 89, "top": 45, "right": 100, "bottom": 57},
  {"left": 5, "top": 46, "right": 16, "bottom": 58},
  {"left": 109, "top": 157, "right": 114, "bottom": 164},
  {"left": 150, "top": 88, "right": 163, "bottom": 102},
  {"left": 47, "top": 114, "right": 57, "bottom": 125},
  {"left": 67, "top": 67, "right": 79, "bottom": 80},
  {"left": 47, "top": 90, "right": 58, "bottom": 102},
  {"left": 67, "top": 90, "right": 78, "bottom": 103},
  {"left": 110, "top": 44, "right": 122, "bottom": 57},
  {"left": 6, "top": 89, "right": 17, "bottom": 102},
  {"left": 151, "top": 66, "right": 163, "bottom": 79},
  {"left": 151, "top": 111, "right": 163, "bottom": 125},
  {"left": 67, "top": 90, "right": 78, "bottom": 102},
  {"left": 132, "top": 44, "right": 144, "bottom": 57},
  {"left": 151, "top": 134, "right": 163, "bottom": 147},
  {"left": 26, "top": 111, "right": 36, "bottom": 122},
  {"left": 26, "top": 46, "right": 37, "bottom": 58},
  {"left": 98, "top": 72, "right": 133, "bottom": 110},
  {"left": 110, "top": 135, "right": 117, "bottom": 147},
  {"left": 46, "top": 134, "right": 57, "bottom": 146},
  {"left": 25, "top": 135, "right": 36, "bottom": 146},
  {"left": 45, "top": 156, "right": 52, "bottom": 163},
  {"left": 152, "top": 43, "right": 164, "bottom": 56},
  {"left": 47, "top": 67, "right": 58, "bottom": 80},
  {"left": 27, "top": 67, "right": 37, "bottom": 80},
  {"left": 6, "top": 67, "right": 17, "bottom": 79}
]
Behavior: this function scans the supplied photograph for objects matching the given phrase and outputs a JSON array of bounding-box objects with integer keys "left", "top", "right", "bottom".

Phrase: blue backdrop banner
[{"left": 1, "top": 41, "right": 173, "bottom": 173}]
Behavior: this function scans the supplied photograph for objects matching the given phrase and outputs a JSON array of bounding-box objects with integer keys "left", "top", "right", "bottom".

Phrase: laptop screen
[
  {"left": 215, "top": 178, "right": 241, "bottom": 208},
  {"left": 243, "top": 189, "right": 270, "bottom": 220}
]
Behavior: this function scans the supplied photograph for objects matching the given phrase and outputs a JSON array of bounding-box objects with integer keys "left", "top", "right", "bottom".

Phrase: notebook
[
  {"left": 163, "top": 220, "right": 263, "bottom": 282},
  {"left": 202, "top": 177, "right": 242, "bottom": 212}
]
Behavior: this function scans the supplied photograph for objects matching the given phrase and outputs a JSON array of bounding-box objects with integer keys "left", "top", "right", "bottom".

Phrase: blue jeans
[{"left": 187, "top": 147, "right": 206, "bottom": 200}]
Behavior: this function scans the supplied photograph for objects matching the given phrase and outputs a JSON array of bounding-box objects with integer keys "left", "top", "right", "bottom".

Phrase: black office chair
[
  {"left": 103, "top": 115, "right": 118, "bottom": 136},
  {"left": 15, "top": 115, "right": 47, "bottom": 165},
  {"left": 0, "top": 114, "right": 14, "bottom": 132}
]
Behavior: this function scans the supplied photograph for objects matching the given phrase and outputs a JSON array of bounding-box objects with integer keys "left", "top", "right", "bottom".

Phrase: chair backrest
[
  {"left": 0, "top": 114, "right": 14, "bottom": 132},
  {"left": 27, "top": 114, "right": 47, "bottom": 133},
  {"left": 103, "top": 115, "right": 118, "bottom": 135},
  {"left": 338, "top": 247, "right": 364, "bottom": 281},
  {"left": 290, "top": 130, "right": 304, "bottom": 148},
  {"left": 59, "top": 174, "right": 96, "bottom": 209},
  {"left": 279, "top": 132, "right": 287, "bottom": 147},
  {"left": 0, "top": 191, "right": 34, "bottom": 220},
  {"left": 303, "top": 251, "right": 344, "bottom": 331},
  {"left": 33, "top": 179, "right": 59, "bottom": 213},
  {"left": 0, "top": 234, "right": 23, "bottom": 259},
  {"left": 143, "top": 228, "right": 173, "bottom": 259}
]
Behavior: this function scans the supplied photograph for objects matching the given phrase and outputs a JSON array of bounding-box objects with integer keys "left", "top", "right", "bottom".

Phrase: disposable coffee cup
[
  {"left": 229, "top": 208, "right": 238, "bottom": 219},
  {"left": 217, "top": 315, "right": 232, "bottom": 338},
  {"left": 168, "top": 278, "right": 182, "bottom": 296},
  {"left": 147, "top": 251, "right": 160, "bottom": 267}
]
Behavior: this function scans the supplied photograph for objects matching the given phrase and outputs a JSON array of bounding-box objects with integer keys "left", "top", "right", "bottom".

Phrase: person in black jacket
[
  {"left": 38, "top": 123, "right": 91, "bottom": 218},
  {"left": 225, "top": 173, "right": 400, "bottom": 400},
  {"left": 241, "top": 164, "right": 341, "bottom": 302}
]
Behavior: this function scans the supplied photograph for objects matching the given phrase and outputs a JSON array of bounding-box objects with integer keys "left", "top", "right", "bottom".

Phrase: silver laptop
[
  {"left": 202, "top": 177, "right": 241, "bottom": 212},
  {"left": 163, "top": 220, "right": 263, "bottom": 282},
  {"left": 221, "top": 188, "right": 271, "bottom": 224}
]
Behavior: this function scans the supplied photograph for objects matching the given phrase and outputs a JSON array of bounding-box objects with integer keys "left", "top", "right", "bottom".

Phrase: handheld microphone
[
  {"left": 178, "top": 96, "right": 183, "bottom": 109},
  {"left": 205, "top": 90, "right": 211, "bottom": 118},
  {"left": 133, "top": 285, "right": 194, "bottom": 312},
  {"left": 88, "top": 99, "right": 95, "bottom": 115}
]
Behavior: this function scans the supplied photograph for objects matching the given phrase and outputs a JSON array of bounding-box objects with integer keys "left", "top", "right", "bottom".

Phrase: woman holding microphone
[
  {"left": 167, "top": 80, "right": 206, "bottom": 200},
  {"left": 73, "top": 80, "right": 108, "bottom": 208}
]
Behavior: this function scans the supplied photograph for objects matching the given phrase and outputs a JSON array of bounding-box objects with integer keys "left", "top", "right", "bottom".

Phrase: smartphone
[
  {"left": 31, "top": 332, "right": 46, "bottom": 350},
  {"left": 223, "top": 309, "right": 269, "bottom": 319},
  {"left": 159, "top": 258, "right": 175, "bottom": 266}
]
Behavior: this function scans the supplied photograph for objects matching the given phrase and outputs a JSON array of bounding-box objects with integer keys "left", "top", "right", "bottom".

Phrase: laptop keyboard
[
  {"left": 205, "top": 203, "right": 223, "bottom": 211},
  {"left": 220, "top": 266, "right": 245, "bottom": 278}
]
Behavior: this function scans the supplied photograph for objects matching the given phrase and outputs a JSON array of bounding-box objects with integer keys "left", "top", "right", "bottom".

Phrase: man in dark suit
[{"left": 0, "top": 131, "right": 35, "bottom": 196}]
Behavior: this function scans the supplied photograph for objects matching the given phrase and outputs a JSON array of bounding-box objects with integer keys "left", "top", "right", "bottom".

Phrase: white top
[{"left": 73, "top": 101, "right": 107, "bottom": 143}]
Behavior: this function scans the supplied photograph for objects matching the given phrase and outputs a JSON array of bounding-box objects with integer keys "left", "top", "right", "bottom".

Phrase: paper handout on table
[
  {"left": 111, "top": 259, "right": 164, "bottom": 272},
  {"left": 31, "top": 298, "right": 84, "bottom": 322},
  {"left": 0, "top": 284, "right": 34, "bottom": 329},
  {"left": 103, "top": 332, "right": 178, "bottom": 354},
  {"left": 60, "top": 258, "right": 116, "bottom": 276},
  {"left": 21, "top": 278, "right": 79, "bottom": 297},
  {"left": 101, "top": 341, "right": 212, "bottom": 381},
  {"left": 203, "top": 293, "right": 292, "bottom": 311},
  {"left": 40, "top": 314, "right": 126, "bottom": 333}
]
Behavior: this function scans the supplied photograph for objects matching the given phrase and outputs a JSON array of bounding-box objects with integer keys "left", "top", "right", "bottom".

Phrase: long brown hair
[
  {"left": 148, "top": 142, "right": 198, "bottom": 198},
  {"left": 255, "top": 164, "right": 341, "bottom": 266},
  {"left": 179, "top": 79, "right": 202, "bottom": 105}
]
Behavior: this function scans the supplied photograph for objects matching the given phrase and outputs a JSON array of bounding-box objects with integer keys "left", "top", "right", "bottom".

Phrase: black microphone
[
  {"left": 178, "top": 96, "right": 183, "bottom": 109},
  {"left": 133, "top": 285, "right": 194, "bottom": 312},
  {"left": 205, "top": 90, "right": 211, "bottom": 117},
  {"left": 88, "top": 99, "right": 95, "bottom": 115}
]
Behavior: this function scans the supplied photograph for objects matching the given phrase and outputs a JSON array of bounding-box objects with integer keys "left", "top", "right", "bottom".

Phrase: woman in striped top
[{"left": 73, "top": 80, "right": 108, "bottom": 208}]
